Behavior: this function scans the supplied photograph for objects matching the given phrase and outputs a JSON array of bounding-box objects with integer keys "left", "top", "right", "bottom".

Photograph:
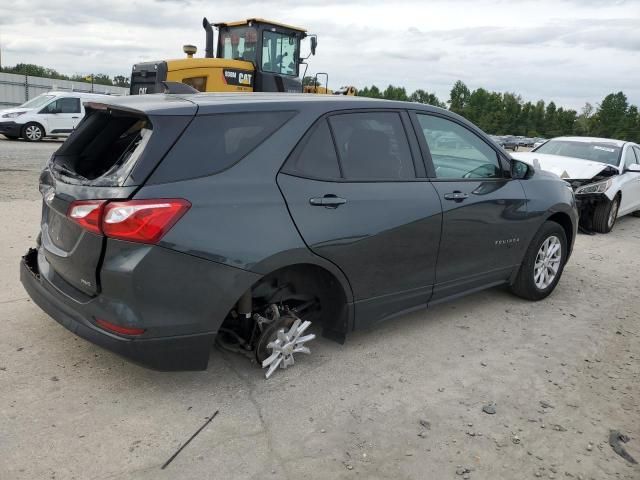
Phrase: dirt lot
[{"left": 1, "top": 137, "right": 639, "bottom": 480}]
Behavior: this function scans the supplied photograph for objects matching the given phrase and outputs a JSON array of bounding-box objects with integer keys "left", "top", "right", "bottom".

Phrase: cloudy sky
[{"left": 1, "top": 0, "right": 639, "bottom": 109}]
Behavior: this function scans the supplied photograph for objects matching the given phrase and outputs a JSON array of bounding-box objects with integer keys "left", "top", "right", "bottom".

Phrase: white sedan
[{"left": 512, "top": 136, "right": 640, "bottom": 233}]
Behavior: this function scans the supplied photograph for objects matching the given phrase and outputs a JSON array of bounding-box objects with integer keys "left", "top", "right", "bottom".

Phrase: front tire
[
  {"left": 22, "top": 122, "right": 44, "bottom": 142},
  {"left": 510, "top": 221, "right": 567, "bottom": 301},
  {"left": 592, "top": 195, "right": 619, "bottom": 233}
]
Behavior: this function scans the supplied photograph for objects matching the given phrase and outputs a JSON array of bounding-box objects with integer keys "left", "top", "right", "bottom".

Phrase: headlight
[
  {"left": 575, "top": 178, "right": 612, "bottom": 195},
  {"left": 2, "top": 111, "right": 26, "bottom": 118}
]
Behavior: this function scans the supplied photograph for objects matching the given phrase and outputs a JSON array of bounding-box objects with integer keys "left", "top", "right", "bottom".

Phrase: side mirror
[
  {"left": 310, "top": 36, "right": 317, "bottom": 56},
  {"left": 511, "top": 159, "right": 531, "bottom": 179},
  {"left": 626, "top": 163, "right": 640, "bottom": 173}
]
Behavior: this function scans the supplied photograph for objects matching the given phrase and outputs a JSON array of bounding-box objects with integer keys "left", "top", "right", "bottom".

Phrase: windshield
[
  {"left": 219, "top": 27, "right": 258, "bottom": 63},
  {"left": 20, "top": 94, "right": 55, "bottom": 109},
  {"left": 535, "top": 140, "right": 621, "bottom": 166}
]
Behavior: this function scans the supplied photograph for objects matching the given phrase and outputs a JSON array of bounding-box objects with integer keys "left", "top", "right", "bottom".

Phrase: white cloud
[{"left": 1, "top": 0, "right": 639, "bottom": 108}]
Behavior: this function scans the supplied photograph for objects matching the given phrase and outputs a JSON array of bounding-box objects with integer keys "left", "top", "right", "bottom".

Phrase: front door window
[{"left": 416, "top": 114, "right": 502, "bottom": 179}]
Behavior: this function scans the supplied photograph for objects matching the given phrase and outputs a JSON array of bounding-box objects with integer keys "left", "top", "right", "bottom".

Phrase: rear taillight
[
  {"left": 67, "top": 198, "right": 190, "bottom": 244},
  {"left": 67, "top": 200, "right": 106, "bottom": 235},
  {"left": 103, "top": 199, "right": 191, "bottom": 244}
]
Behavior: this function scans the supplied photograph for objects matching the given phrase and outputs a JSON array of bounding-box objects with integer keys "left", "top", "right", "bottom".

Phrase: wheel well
[
  {"left": 547, "top": 212, "right": 573, "bottom": 249},
  {"left": 231, "top": 263, "right": 350, "bottom": 342}
]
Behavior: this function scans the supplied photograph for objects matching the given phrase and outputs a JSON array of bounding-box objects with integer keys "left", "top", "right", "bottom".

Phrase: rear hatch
[{"left": 39, "top": 99, "right": 194, "bottom": 297}]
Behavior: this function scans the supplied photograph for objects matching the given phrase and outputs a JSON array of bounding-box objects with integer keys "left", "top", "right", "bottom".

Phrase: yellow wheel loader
[
  {"left": 131, "top": 18, "right": 316, "bottom": 95},
  {"left": 130, "top": 18, "right": 355, "bottom": 96}
]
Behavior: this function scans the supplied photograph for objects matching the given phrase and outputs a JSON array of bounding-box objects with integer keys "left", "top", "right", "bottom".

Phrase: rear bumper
[
  {"left": 0, "top": 121, "right": 22, "bottom": 137},
  {"left": 20, "top": 248, "right": 214, "bottom": 371}
]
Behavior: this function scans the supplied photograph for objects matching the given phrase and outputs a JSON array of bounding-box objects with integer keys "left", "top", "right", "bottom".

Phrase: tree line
[
  {"left": 3, "top": 64, "right": 638, "bottom": 142},
  {"left": 358, "top": 81, "right": 640, "bottom": 143},
  {"left": 0, "top": 63, "right": 130, "bottom": 88}
]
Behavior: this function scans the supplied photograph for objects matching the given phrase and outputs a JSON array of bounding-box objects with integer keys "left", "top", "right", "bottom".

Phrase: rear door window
[
  {"left": 416, "top": 114, "right": 502, "bottom": 179},
  {"left": 59, "top": 97, "right": 81, "bottom": 113},
  {"left": 153, "top": 111, "right": 295, "bottom": 182},
  {"left": 282, "top": 120, "right": 341, "bottom": 179},
  {"left": 328, "top": 112, "right": 415, "bottom": 180}
]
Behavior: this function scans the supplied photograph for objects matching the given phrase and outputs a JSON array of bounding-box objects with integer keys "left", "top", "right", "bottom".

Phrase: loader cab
[
  {"left": 215, "top": 19, "right": 308, "bottom": 93},
  {"left": 130, "top": 18, "right": 311, "bottom": 95}
]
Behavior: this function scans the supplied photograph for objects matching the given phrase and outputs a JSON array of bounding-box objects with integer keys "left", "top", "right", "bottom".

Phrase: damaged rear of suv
[
  {"left": 21, "top": 94, "right": 338, "bottom": 373},
  {"left": 21, "top": 96, "right": 220, "bottom": 369}
]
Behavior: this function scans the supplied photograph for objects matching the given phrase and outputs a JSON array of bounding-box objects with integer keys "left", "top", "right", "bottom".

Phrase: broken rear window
[{"left": 50, "top": 108, "right": 152, "bottom": 186}]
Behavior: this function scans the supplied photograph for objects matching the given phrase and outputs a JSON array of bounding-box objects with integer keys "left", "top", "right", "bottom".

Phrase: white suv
[{"left": 0, "top": 92, "right": 112, "bottom": 141}]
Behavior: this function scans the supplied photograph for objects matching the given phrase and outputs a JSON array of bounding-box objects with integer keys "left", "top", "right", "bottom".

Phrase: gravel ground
[{"left": 0, "top": 137, "right": 638, "bottom": 480}]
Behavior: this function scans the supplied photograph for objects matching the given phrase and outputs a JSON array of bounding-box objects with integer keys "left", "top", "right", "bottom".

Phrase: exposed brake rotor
[{"left": 260, "top": 316, "right": 315, "bottom": 379}]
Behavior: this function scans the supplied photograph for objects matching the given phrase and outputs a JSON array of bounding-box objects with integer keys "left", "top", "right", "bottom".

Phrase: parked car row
[
  {"left": 0, "top": 92, "right": 113, "bottom": 141},
  {"left": 489, "top": 135, "right": 547, "bottom": 151}
]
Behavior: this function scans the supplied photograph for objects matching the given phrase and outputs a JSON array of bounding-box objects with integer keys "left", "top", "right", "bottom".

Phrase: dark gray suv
[{"left": 21, "top": 93, "right": 578, "bottom": 377}]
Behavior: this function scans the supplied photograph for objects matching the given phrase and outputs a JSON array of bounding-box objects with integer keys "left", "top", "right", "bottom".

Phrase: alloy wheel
[{"left": 534, "top": 235, "right": 562, "bottom": 290}]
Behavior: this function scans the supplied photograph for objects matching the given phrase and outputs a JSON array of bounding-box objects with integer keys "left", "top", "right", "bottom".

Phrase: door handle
[
  {"left": 443, "top": 191, "right": 469, "bottom": 201},
  {"left": 71, "top": 116, "right": 80, "bottom": 119},
  {"left": 309, "top": 195, "right": 347, "bottom": 208}
]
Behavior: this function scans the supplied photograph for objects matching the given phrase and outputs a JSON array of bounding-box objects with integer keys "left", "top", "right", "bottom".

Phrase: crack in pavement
[{"left": 218, "top": 348, "right": 292, "bottom": 479}]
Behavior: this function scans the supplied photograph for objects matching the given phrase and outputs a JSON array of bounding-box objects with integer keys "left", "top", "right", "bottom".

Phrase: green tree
[
  {"left": 448, "top": 80, "right": 470, "bottom": 115},
  {"left": 382, "top": 85, "right": 409, "bottom": 101},
  {"left": 593, "top": 92, "right": 629, "bottom": 138},
  {"left": 1, "top": 63, "right": 68, "bottom": 79},
  {"left": 556, "top": 108, "right": 578, "bottom": 136},
  {"left": 575, "top": 103, "right": 594, "bottom": 136},
  {"left": 502, "top": 93, "right": 522, "bottom": 134},
  {"left": 620, "top": 105, "right": 640, "bottom": 141},
  {"left": 409, "top": 89, "right": 445, "bottom": 108},
  {"left": 354, "top": 81, "right": 640, "bottom": 142},
  {"left": 302, "top": 76, "right": 319, "bottom": 87},
  {"left": 1, "top": 63, "right": 132, "bottom": 89},
  {"left": 112, "top": 75, "right": 130, "bottom": 88},
  {"left": 358, "top": 85, "right": 383, "bottom": 98}
]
